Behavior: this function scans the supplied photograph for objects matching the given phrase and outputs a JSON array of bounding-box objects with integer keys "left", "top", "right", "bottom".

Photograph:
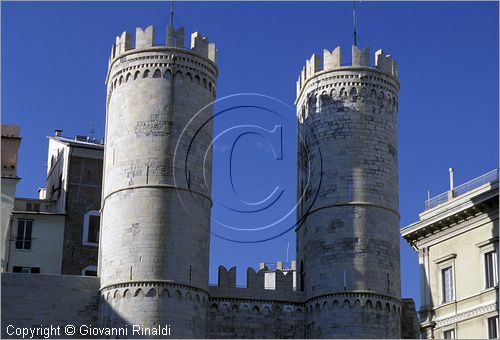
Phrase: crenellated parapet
[
  {"left": 215, "top": 264, "right": 296, "bottom": 292},
  {"left": 105, "top": 25, "right": 219, "bottom": 109},
  {"left": 296, "top": 45, "right": 398, "bottom": 101},
  {"left": 105, "top": 25, "right": 218, "bottom": 99},
  {"left": 109, "top": 25, "right": 216, "bottom": 64}
]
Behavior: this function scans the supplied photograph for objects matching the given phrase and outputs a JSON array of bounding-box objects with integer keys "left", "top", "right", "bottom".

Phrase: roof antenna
[
  {"left": 353, "top": 1, "right": 357, "bottom": 46},
  {"left": 90, "top": 124, "right": 95, "bottom": 139},
  {"left": 169, "top": 0, "right": 174, "bottom": 28}
]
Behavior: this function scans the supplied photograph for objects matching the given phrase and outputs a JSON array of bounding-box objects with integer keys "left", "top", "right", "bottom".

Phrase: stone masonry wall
[
  {"left": 62, "top": 155, "right": 102, "bottom": 275},
  {"left": 1, "top": 273, "right": 99, "bottom": 339},
  {"left": 1, "top": 272, "right": 417, "bottom": 339},
  {"left": 295, "top": 46, "right": 402, "bottom": 338},
  {"left": 100, "top": 282, "right": 208, "bottom": 338},
  {"left": 207, "top": 297, "right": 305, "bottom": 338},
  {"left": 401, "top": 298, "right": 420, "bottom": 339},
  {"left": 99, "top": 25, "right": 217, "bottom": 337}
]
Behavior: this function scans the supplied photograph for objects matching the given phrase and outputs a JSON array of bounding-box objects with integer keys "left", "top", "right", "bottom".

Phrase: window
[
  {"left": 83, "top": 210, "right": 100, "bottom": 246},
  {"left": 15, "top": 220, "right": 32, "bottom": 250},
  {"left": 442, "top": 266, "right": 454, "bottom": 303},
  {"left": 57, "top": 174, "right": 63, "bottom": 199},
  {"left": 82, "top": 265, "right": 97, "bottom": 276},
  {"left": 485, "top": 250, "right": 498, "bottom": 288},
  {"left": 488, "top": 316, "right": 498, "bottom": 339},
  {"left": 300, "top": 260, "right": 305, "bottom": 291},
  {"left": 478, "top": 238, "right": 499, "bottom": 290},
  {"left": 13, "top": 266, "right": 40, "bottom": 274},
  {"left": 26, "top": 203, "right": 40, "bottom": 212},
  {"left": 443, "top": 329, "right": 455, "bottom": 339}
]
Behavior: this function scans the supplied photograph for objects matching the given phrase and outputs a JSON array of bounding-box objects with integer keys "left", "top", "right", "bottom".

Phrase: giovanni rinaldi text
[{"left": 5, "top": 324, "right": 172, "bottom": 338}]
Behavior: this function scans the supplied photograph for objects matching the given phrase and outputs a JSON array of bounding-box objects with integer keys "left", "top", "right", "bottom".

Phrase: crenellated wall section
[
  {"left": 106, "top": 25, "right": 217, "bottom": 112},
  {"left": 207, "top": 266, "right": 305, "bottom": 338},
  {"left": 205, "top": 265, "right": 409, "bottom": 338},
  {"left": 296, "top": 45, "right": 398, "bottom": 102}
]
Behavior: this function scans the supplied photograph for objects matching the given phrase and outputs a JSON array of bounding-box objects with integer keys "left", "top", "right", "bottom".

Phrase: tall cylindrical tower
[
  {"left": 98, "top": 25, "right": 217, "bottom": 337},
  {"left": 295, "top": 46, "right": 401, "bottom": 338}
]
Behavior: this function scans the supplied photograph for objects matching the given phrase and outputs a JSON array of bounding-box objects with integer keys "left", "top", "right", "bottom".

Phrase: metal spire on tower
[
  {"left": 169, "top": 0, "right": 174, "bottom": 28},
  {"left": 353, "top": 1, "right": 357, "bottom": 46}
]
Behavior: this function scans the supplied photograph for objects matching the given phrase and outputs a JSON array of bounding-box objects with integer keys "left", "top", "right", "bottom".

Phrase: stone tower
[
  {"left": 295, "top": 46, "right": 401, "bottom": 338},
  {"left": 98, "top": 24, "right": 217, "bottom": 337}
]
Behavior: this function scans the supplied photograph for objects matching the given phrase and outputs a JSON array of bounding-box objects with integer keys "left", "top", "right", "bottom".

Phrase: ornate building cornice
[
  {"left": 435, "top": 302, "right": 498, "bottom": 328},
  {"left": 415, "top": 211, "right": 497, "bottom": 248}
]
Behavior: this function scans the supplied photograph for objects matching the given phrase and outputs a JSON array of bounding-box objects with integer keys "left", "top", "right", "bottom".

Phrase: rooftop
[
  {"left": 424, "top": 169, "right": 498, "bottom": 211},
  {"left": 49, "top": 133, "right": 104, "bottom": 149},
  {"left": 401, "top": 169, "right": 498, "bottom": 248}
]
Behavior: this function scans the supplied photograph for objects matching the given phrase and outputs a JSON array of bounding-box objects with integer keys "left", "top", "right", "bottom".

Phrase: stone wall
[
  {"left": 99, "top": 24, "right": 218, "bottom": 336},
  {"left": 401, "top": 298, "right": 420, "bottom": 339},
  {"left": 1, "top": 272, "right": 417, "bottom": 339},
  {"left": 295, "top": 46, "right": 402, "bottom": 338},
  {"left": 207, "top": 297, "right": 305, "bottom": 338},
  {"left": 100, "top": 281, "right": 208, "bottom": 338},
  {"left": 61, "top": 154, "right": 102, "bottom": 275},
  {"left": 1, "top": 273, "right": 99, "bottom": 338}
]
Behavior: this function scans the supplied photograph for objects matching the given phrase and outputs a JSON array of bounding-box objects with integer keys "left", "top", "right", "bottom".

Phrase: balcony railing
[{"left": 424, "top": 169, "right": 499, "bottom": 211}]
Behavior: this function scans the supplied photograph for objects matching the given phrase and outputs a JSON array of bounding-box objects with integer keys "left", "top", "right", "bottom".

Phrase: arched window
[
  {"left": 321, "top": 93, "right": 332, "bottom": 108},
  {"left": 308, "top": 96, "right": 317, "bottom": 114}
]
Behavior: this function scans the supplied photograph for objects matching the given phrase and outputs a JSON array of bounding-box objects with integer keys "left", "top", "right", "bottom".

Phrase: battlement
[
  {"left": 109, "top": 25, "right": 216, "bottom": 64},
  {"left": 215, "top": 263, "right": 296, "bottom": 292},
  {"left": 296, "top": 45, "right": 398, "bottom": 99}
]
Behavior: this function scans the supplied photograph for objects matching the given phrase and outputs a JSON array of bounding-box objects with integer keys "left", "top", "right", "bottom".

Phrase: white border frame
[{"left": 82, "top": 210, "right": 100, "bottom": 247}]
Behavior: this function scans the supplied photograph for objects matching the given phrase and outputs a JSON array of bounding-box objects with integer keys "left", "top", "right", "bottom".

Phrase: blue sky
[{"left": 2, "top": 1, "right": 498, "bottom": 308}]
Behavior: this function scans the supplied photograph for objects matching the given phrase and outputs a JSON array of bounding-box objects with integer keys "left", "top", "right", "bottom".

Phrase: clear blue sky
[{"left": 2, "top": 2, "right": 498, "bottom": 308}]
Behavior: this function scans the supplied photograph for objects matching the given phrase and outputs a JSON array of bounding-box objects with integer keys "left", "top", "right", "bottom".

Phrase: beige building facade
[
  {"left": 1, "top": 125, "right": 21, "bottom": 272},
  {"left": 7, "top": 198, "right": 65, "bottom": 274},
  {"left": 402, "top": 169, "right": 499, "bottom": 339}
]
